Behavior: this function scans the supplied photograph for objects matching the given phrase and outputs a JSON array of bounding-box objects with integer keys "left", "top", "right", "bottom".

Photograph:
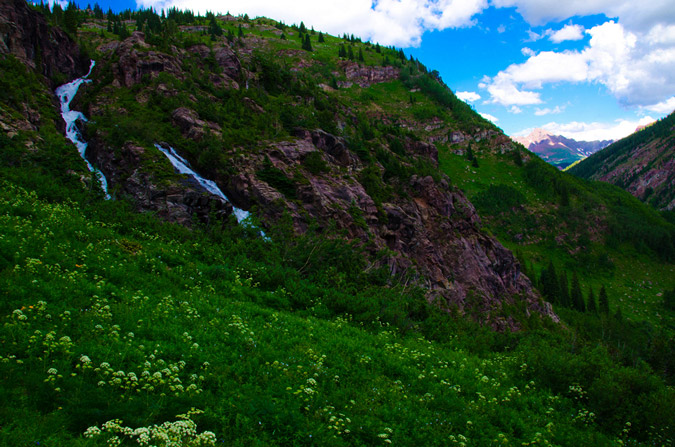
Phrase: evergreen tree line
[{"left": 526, "top": 259, "right": 611, "bottom": 314}]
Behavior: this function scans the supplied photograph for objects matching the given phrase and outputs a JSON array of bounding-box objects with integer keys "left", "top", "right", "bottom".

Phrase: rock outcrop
[
  {"left": 338, "top": 61, "right": 399, "bottom": 88},
  {"left": 0, "top": 0, "right": 87, "bottom": 84},
  {"left": 86, "top": 139, "right": 232, "bottom": 226},
  {"left": 172, "top": 107, "right": 222, "bottom": 141},
  {"left": 220, "top": 129, "right": 555, "bottom": 329},
  {"left": 103, "top": 32, "right": 183, "bottom": 87}
]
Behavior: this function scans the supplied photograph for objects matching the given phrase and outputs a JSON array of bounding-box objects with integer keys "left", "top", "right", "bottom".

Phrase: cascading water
[
  {"left": 155, "top": 143, "right": 251, "bottom": 223},
  {"left": 55, "top": 60, "right": 110, "bottom": 199}
]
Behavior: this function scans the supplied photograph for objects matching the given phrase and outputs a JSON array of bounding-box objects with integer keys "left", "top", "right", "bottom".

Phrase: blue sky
[{"left": 55, "top": 0, "right": 675, "bottom": 141}]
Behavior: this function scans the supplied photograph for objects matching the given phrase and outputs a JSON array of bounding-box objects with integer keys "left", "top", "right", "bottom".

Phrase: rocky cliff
[
  {"left": 569, "top": 111, "right": 675, "bottom": 210},
  {"left": 0, "top": 0, "right": 86, "bottom": 84}
]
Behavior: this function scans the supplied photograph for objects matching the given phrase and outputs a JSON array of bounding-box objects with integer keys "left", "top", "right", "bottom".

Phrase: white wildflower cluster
[
  {"left": 228, "top": 315, "right": 256, "bottom": 347},
  {"left": 573, "top": 409, "right": 596, "bottom": 425},
  {"left": 377, "top": 427, "right": 393, "bottom": 444},
  {"left": 12, "top": 309, "right": 28, "bottom": 322},
  {"left": 83, "top": 409, "right": 216, "bottom": 446},
  {"left": 449, "top": 433, "right": 469, "bottom": 446},
  {"left": 320, "top": 405, "right": 352, "bottom": 436},
  {"left": 90, "top": 296, "right": 114, "bottom": 320},
  {"left": 156, "top": 296, "right": 201, "bottom": 321},
  {"left": 44, "top": 366, "right": 63, "bottom": 389},
  {"left": 94, "top": 355, "right": 204, "bottom": 397}
]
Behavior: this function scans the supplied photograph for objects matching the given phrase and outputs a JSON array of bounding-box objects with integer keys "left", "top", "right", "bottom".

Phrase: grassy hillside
[{"left": 0, "top": 3, "right": 673, "bottom": 445}]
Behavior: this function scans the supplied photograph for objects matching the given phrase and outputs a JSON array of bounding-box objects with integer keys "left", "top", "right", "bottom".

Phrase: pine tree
[
  {"left": 63, "top": 1, "right": 79, "bottom": 36},
  {"left": 560, "top": 185, "right": 570, "bottom": 207},
  {"left": 338, "top": 44, "right": 346, "bottom": 58},
  {"left": 375, "top": 43, "right": 381, "bottom": 53},
  {"left": 238, "top": 24, "right": 244, "bottom": 38},
  {"left": 358, "top": 48, "right": 364, "bottom": 62},
  {"left": 586, "top": 286, "right": 597, "bottom": 313},
  {"left": 559, "top": 271, "right": 570, "bottom": 308},
  {"left": 599, "top": 285, "right": 610, "bottom": 314},
  {"left": 466, "top": 143, "right": 474, "bottom": 161},
  {"left": 570, "top": 272, "right": 585, "bottom": 311},
  {"left": 302, "top": 34, "right": 313, "bottom": 51},
  {"left": 348, "top": 45, "right": 354, "bottom": 60},
  {"left": 299, "top": 21, "right": 307, "bottom": 33},
  {"left": 540, "top": 261, "right": 559, "bottom": 304},
  {"left": 318, "top": 32, "right": 324, "bottom": 43}
]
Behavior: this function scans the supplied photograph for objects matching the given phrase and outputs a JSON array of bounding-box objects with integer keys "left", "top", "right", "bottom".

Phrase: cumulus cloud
[
  {"left": 481, "top": 21, "right": 675, "bottom": 108},
  {"left": 548, "top": 24, "right": 584, "bottom": 43},
  {"left": 510, "top": 105, "right": 523, "bottom": 113},
  {"left": 490, "top": 0, "right": 675, "bottom": 33},
  {"left": 479, "top": 75, "right": 542, "bottom": 106},
  {"left": 528, "top": 116, "right": 656, "bottom": 141},
  {"left": 135, "top": 0, "right": 488, "bottom": 47},
  {"left": 534, "top": 106, "right": 564, "bottom": 115},
  {"left": 642, "top": 96, "right": 675, "bottom": 114},
  {"left": 521, "top": 47, "right": 535, "bottom": 56},
  {"left": 456, "top": 91, "right": 481, "bottom": 102},
  {"left": 479, "top": 112, "right": 499, "bottom": 122}
]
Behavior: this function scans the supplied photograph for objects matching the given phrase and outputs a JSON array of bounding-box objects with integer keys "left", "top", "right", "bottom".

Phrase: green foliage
[
  {"left": 473, "top": 184, "right": 526, "bottom": 215},
  {"left": 1, "top": 180, "right": 673, "bottom": 445},
  {"left": 256, "top": 159, "right": 298, "bottom": 200},
  {"left": 302, "top": 151, "right": 329, "bottom": 174}
]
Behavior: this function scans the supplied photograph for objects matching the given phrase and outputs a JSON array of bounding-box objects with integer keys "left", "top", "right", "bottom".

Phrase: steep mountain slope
[
  {"left": 514, "top": 128, "right": 612, "bottom": 169},
  {"left": 1, "top": 2, "right": 674, "bottom": 445},
  {"left": 569, "top": 111, "right": 675, "bottom": 210},
  {"left": 65, "top": 13, "right": 552, "bottom": 326}
]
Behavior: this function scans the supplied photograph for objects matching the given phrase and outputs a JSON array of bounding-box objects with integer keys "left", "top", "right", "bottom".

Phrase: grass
[{"left": 1, "top": 181, "right": 672, "bottom": 446}]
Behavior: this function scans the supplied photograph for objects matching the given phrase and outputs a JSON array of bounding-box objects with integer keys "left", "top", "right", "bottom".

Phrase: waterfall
[
  {"left": 55, "top": 60, "right": 110, "bottom": 199},
  {"left": 155, "top": 143, "right": 251, "bottom": 223}
]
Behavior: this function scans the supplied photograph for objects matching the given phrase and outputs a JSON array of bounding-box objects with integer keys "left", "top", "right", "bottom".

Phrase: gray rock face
[
  {"left": 108, "top": 32, "right": 182, "bottom": 87},
  {"left": 338, "top": 61, "right": 399, "bottom": 88},
  {"left": 218, "top": 130, "right": 556, "bottom": 329},
  {"left": 0, "top": 0, "right": 87, "bottom": 84},
  {"left": 172, "top": 107, "right": 222, "bottom": 141}
]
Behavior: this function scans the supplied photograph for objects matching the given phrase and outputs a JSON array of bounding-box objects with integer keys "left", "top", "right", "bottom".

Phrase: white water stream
[
  {"left": 155, "top": 143, "right": 251, "bottom": 224},
  {"left": 55, "top": 60, "right": 110, "bottom": 199}
]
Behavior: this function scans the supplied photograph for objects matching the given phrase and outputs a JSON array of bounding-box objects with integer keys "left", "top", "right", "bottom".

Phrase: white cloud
[
  {"left": 478, "top": 112, "right": 499, "bottom": 123},
  {"left": 534, "top": 105, "right": 564, "bottom": 115},
  {"left": 548, "top": 24, "right": 584, "bottom": 43},
  {"left": 642, "top": 96, "right": 675, "bottom": 114},
  {"left": 479, "top": 75, "right": 542, "bottom": 106},
  {"left": 535, "top": 116, "right": 656, "bottom": 141},
  {"left": 135, "top": 0, "right": 488, "bottom": 47},
  {"left": 456, "top": 91, "right": 481, "bottom": 102},
  {"left": 525, "top": 30, "right": 542, "bottom": 41},
  {"left": 481, "top": 21, "right": 675, "bottom": 108},
  {"left": 490, "top": 0, "right": 675, "bottom": 34},
  {"left": 479, "top": 112, "right": 499, "bottom": 122},
  {"left": 497, "top": 24, "right": 507, "bottom": 33},
  {"left": 510, "top": 105, "right": 523, "bottom": 113},
  {"left": 521, "top": 47, "right": 535, "bottom": 56}
]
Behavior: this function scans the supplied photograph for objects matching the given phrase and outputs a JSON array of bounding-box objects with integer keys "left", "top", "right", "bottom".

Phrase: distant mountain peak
[{"left": 513, "top": 129, "right": 614, "bottom": 169}]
